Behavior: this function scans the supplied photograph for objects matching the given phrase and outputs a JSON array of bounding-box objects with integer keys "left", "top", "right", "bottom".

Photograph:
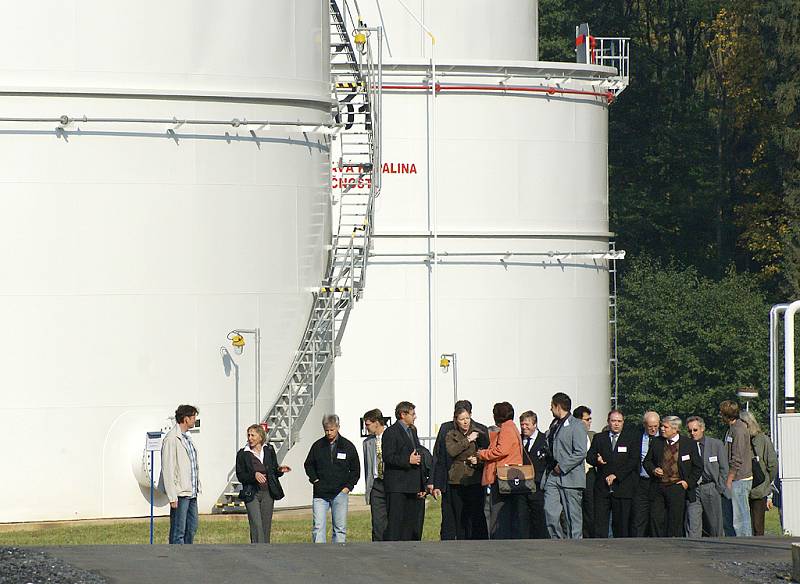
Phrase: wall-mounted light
[
  {"left": 228, "top": 331, "right": 246, "bottom": 356},
  {"left": 440, "top": 352, "right": 458, "bottom": 403}
]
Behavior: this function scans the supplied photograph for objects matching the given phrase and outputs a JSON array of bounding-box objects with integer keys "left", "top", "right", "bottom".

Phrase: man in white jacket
[{"left": 160, "top": 404, "right": 201, "bottom": 544}]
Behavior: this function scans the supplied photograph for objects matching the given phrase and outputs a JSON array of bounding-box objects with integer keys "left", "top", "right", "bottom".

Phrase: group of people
[{"left": 158, "top": 393, "right": 779, "bottom": 544}]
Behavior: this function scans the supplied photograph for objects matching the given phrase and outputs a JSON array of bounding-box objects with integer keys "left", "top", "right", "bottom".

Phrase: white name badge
[
  {"left": 337, "top": 452, "right": 347, "bottom": 460},
  {"left": 755, "top": 456, "right": 760, "bottom": 462},
  {"left": 709, "top": 456, "right": 718, "bottom": 463},
  {"left": 618, "top": 446, "right": 628, "bottom": 453},
  {"left": 726, "top": 436, "right": 733, "bottom": 443},
  {"left": 681, "top": 454, "right": 691, "bottom": 461}
]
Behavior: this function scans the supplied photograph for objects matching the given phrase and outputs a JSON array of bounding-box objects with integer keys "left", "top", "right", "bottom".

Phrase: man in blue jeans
[
  {"left": 303, "top": 414, "right": 360, "bottom": 543},
  {"left": 720, "top": 400, "right": 753, "bottom": 537},
  {"left": 159, "top": 404, "right": 201, "bottom": 544}
]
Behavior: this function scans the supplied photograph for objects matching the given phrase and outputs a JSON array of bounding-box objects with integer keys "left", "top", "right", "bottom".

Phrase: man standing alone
[
  {"left": 160, "top": 404, "right": 201, "bottom": 544},
  {"left": 362, "top": 408, "right": 388, "bottom": 541},
  {"left": 304, "top": 414, "right": 360, "bottom": 543},
  {"left": 542, "top": 392, "right": 588, "bottom": 539}
]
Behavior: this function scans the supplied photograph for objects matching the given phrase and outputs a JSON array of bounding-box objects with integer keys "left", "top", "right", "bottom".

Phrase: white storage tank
[
  {"left": 334, "top": 1, "right": 620, "bottom": 447},
  {"left": 0, "top": 0, "right": 332, "bottom": 521}
]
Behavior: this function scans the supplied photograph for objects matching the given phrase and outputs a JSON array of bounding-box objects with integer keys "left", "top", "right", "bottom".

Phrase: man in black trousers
[
  {"left": 631, "top": 410, "right": 661, "bottom": 537},
  {"left": 431, "top": 399, "right": 489, "bottom": 540},
  {"left": 586, "top": 409, "right": 639, "bottom": 537},
  {"left": 519, "top": 410, "right": 548, "bottom": 538},
  {"left": 643, "top": 415, "right": 703, "bottom": 537},
  {"left": 383, "top": 401, "right": 425, "bottom": 541}
]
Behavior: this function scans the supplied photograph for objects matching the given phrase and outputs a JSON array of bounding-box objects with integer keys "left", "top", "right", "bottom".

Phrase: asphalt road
[{"left": 31, "top": 537, "right": 797, "bottom": 584}]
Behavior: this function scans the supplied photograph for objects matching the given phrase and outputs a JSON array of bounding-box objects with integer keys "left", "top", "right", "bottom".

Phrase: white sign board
[{"left": 146, "top": 431, "right": 164, "bottom": 452}]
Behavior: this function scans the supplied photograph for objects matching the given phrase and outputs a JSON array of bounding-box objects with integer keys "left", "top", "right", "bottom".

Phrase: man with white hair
[
  {"left": 303, "top": 414, "right": 360, "bottom": 543},
  {"left": 643, "top": 415, "right": 703, "bottom": 537},
  {"left": 631, "top": 411, "right": 661, "bottom": 537},
  {"left": 685, "top": 416, "right": 729, "bottom": 537}
]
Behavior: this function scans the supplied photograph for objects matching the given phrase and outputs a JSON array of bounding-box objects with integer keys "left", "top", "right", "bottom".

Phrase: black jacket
[
  {"left": 432, "top": 420, "right": 489, "bottom": 491},
  {"left": 303, "top": 434, "right": 360, "bottom": 499},
  {"left": 383, "top": 421, "right": 425, "bottom": 494},
  {"left": 235, "top": 445, "right": 285, "bottom": 501},
  {"left": 643, "top": 434, "right": 703, "bottom": 502},
  {"left": 521, "top": 430, "right": 548, "bottom": 488},
  {"left": 586, "top": 429, "right": 639, "bottom": 499}
]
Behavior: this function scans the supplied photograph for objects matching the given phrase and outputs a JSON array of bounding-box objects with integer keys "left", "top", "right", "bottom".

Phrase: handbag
[
  {"left": 238, "top": 482, "right": 257, "bottom": 503},
  {"left": 496, "top": 443, "right": 536, "bottom": 495},
  {"left": 751, "top": 437, "right": 766, "bottom": 489}
]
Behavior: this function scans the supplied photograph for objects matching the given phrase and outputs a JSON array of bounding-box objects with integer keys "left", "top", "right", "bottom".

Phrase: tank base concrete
[{"left": 37, "top": 537, "right": 797, "bottom": 584}]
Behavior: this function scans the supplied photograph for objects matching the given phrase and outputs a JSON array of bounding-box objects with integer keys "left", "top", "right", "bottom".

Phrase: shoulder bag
[
  {"left": 497, "top": 442, "right": 536, "bottom": 495},
  {"left": 750, "top": 436, "right": 766, "bottom": 489}
]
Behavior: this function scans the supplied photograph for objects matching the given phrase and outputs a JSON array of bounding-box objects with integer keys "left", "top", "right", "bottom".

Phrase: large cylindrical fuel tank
[
  {"left": 0, "top": 0, "right": 331, "bottom": 521},
  {"left": 334, "top": 0, "right": 615, "bottom": 452}
]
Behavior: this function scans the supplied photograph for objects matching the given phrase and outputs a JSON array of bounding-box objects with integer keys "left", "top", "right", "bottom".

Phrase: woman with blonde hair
[
  {"left": 739, "top": 410, "right": 778, "bottom": 536},
  {"left": 235, "top": 423, "right": 291, "bottom": 543}
]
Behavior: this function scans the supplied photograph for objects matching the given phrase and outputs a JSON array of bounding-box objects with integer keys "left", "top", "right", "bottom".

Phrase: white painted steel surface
[
  {"left": 0, "top": 1, "right": 331, "bottom": 522},
  {"left": 357, "top": 0, "right": 538, "bottom": 61},
  {"left": 779, "top": 414, "right": 800, "bottom": 535},
  {"left": 335, "top": 61, "right": 614, "bottom": 475}
]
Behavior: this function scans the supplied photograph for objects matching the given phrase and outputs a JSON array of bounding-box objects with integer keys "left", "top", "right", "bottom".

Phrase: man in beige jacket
[{"left": 159, "top": 404, "right": 200, "bottom": 544}]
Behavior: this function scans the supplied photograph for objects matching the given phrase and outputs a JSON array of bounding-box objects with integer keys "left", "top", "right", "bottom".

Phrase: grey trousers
[
  {"left": 543, "top": 479, "right": 583, "bottom": 539},
  {"left": 685, "top": 482, "right": 723, "bottom": 538},
  {"left": 369, "top": 479, "right": 388, "bottom": 541},
  {"left": 245, "top": 488, "right": 275, "bottom": 543}
]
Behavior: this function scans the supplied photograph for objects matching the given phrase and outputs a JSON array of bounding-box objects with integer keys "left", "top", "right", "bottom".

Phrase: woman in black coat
[{"left": 235, "top": 424, "right": 290, "bottom": 543}]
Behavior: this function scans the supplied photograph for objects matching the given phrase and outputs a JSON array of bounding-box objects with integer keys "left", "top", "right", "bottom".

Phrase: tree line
[{"left": 539, "top": 0, "right": 800, "bottom": 432}]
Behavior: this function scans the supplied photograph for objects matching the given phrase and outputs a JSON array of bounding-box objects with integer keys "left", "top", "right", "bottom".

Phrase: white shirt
[{"left": 245, "top": 444, "right": 264, "bottom": 464}]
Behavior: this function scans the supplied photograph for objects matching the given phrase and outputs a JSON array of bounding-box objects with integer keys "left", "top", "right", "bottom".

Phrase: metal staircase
[{"left": 213, "top": 0, "right": 380, "bottom": 512}]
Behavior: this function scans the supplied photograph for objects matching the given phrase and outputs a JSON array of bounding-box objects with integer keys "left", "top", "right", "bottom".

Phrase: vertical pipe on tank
[
  {"left": 784, "top": 301, "right": 800, "bottom": 413},
  {"left": 397, "top": 0, "right": 438, "bottom": 438},
  {"left": 771, "top": 304, "right": 788, "bottom": 445}
]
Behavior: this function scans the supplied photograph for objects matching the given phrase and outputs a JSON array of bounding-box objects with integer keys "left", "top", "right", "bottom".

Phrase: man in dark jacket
[
  {"left": 519, "top": 410, "right": 548, "bottom": 539},
  {"left": 431, "top": 399, "right": 489, "bottom": 540},
  {"left": 303, "top": 414, "right": 360, "bottom": 543},
  {"left": 643, "top": 415, "right": 703, "bottom": 537},
  {"left": 383, "top": 401, "right": 425, "bottom": 541},
  {"left": 586, "top": 409, "right": 639, "bottom": 537}
]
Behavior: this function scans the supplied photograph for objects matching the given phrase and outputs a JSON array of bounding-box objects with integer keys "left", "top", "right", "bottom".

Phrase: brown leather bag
[{"left": 496, "top": 446, "right": 536, "bottom": 495}]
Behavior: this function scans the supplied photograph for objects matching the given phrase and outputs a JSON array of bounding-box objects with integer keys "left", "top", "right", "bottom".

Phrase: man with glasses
[
  {"left": 685, "top": 416, "right": 728, "bottom": 537},
  {"left": 573, "top": 405, "right": 595, "bottom": 537}
]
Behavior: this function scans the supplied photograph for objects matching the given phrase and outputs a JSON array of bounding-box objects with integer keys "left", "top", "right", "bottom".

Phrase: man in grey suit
[
  {"left": 362, "top": 408, "right": 388, "bottom": 541},
  {"left": 685, "top": 416, "right": 729, "bottom": 537},
  {"left": 542, "top": 392, "right": 588, "bottom": 539}
]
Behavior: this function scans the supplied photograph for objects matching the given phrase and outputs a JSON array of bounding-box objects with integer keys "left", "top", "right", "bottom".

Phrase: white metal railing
[{"left": 593, "top": 37, "right": 630, "bottom": 95}]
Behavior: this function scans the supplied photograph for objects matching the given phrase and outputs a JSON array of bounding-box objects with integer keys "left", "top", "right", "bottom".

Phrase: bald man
[{"left": 631, "top": 411, "right": 660, "bottom": 537}]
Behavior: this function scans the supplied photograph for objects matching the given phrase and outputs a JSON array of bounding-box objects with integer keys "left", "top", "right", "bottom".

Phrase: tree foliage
[
  {"left": 540, "top": 0, "right": 800, "bottom": 296},
  {"left": 616, "top": 256, "right": 770, "bottom": 436}
]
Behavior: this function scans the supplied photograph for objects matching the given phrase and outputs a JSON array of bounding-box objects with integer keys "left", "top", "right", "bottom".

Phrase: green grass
[
  {"left": 0, "top": 498, "right": 442, "bottom": 546},
  {"left": 0, "top": 500, "right": 784, "bottom": 545}
]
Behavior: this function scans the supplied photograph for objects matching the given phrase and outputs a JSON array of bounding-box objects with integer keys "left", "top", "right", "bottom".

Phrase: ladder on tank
[{"left": 213, "top": 0, "right": 380, "bottom": 512}]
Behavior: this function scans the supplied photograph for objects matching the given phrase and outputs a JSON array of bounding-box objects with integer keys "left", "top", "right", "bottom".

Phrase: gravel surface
[
  {"left": 0, "top": 548, "right": 107, "bottom": 584},
  {"left": 713, "top": 560, "right": 794, "bottom": 583}
]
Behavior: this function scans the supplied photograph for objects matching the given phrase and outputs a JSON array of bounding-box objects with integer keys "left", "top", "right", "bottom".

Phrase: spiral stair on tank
[{"left": 213, "top": 0, "right": 380, "bottom": 512}]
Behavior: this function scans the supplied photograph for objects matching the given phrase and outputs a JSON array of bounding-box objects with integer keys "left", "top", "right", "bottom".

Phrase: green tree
[{"left": 617, "top": 256, "right": 770, "bottom": 435}]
